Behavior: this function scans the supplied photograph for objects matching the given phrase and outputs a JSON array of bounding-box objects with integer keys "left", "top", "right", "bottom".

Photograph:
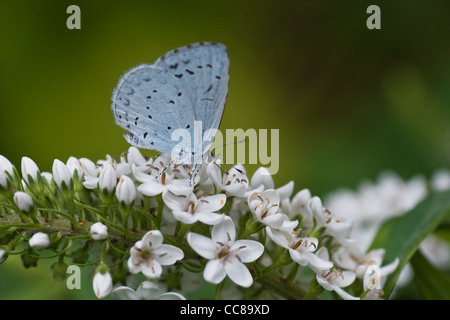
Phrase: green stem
[
  {"left": 214, "top": 280, "right": 225, "bottom": 300},
  {"left": 262, "top": 249, "right": 291, "bottom": 274},
  {"left": 256, "top": 271, "right": 307, "bottom": 299}
]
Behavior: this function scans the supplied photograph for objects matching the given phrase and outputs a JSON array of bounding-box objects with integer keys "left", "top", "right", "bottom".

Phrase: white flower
[
  {"left": 29, "top": 232, "right": 50, "bottom": 249},
  {"left": 187, "top": 216, "right": 264, "bottom": 288},
  {"left": 128, "top": 230, "right": 184, "bottom": 279},
  {"left": 247, "top": 189, "right": 285, "bottom": 229},
  {"left": 0, "top": 155, "right": 13, "bottom": 175},
  {"left": 127, "top": 146, "right": 148, "bottom": 167},
  {"left": 163, "top": 190, "right": 226, "bottom": 225},
  {"left": 314, "top": 247, "right": 359, "bottom": 300},
  {"left": 21, "top": 156, "right": 40, "bottom": 184},
  {"left": 207, "top": 163, "right": 249, "bottom": 197},
  {"left": 13, "top": 191, "right": 34, "bottom": 214},
  {"left": 249, "top": 167, "right": 294, "bottom": 200},
  {"left": 309, "top": 196, "right": 354, "bottom": 245},
  {"left": 112, "top": 281, "right": 185, "bottom": 300},
  {"left": 98, "top": 164, "right": 117, "bottom": 194},
  {"left": 133, "top": 157, "right": 193, "bottom": 197},
  {"left": 431, "top": 168, "right": 450, "bottom": 191},
  {"left": 0, "top": 170, "right": 8, "bottom": 188},
  {"left": 66, "top": 156, "right": 83, "bottom": 178},
  {"left": 281, "top": 188, "right": 313, "bottom": 219},
  {"left": 266, "top": 226, "right": 332, "bottom": 271},
  {"left": 249, "top": 167, "right": 274, "bottom": 190},
  {"left": 334, "top": 245, "right": 400, "bottom": 279},
  {"left": 93, "top": 269, "right": 113, "bottom": 299},
  {"left": 41, "top": 172, "right": 53, "bottom": 185},
  {"left": 115, "top": 175, "right": 136, "bottom": 207},
  {"left": 52, "top": 159, "right": 72, "bottom": 189},
  {"left": 79, "top": 157, "right": 98, "bottom": 178},
  {"left": 0, "top": 248, "right": 7, "bottom": 264},
  {"left": 90, "top": 222, "right": 108, "bottom": 241}
]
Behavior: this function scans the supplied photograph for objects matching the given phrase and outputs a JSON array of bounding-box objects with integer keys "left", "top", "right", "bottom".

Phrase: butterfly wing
[
  {"left": 111, "top": 64, "right": 197, "bottom": 154},
  {"left": 154, "top": 42, "right": 229, "bottom": 153}
]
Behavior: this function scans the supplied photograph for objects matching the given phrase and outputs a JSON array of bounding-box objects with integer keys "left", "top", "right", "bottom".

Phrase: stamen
[{"left": 292, "top": 239, "right": 303, "bottom": 250}]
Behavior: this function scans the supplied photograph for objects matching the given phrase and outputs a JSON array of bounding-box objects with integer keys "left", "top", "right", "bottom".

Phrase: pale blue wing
[
  {"left": 111, "top": 65, "right": 197, "bottom": 154},
  {"left": 154, "top": 42, "right": 229, "bottom": 152},
  {"left": 111, "top": 43, "right": 229, "bottom": 160}
]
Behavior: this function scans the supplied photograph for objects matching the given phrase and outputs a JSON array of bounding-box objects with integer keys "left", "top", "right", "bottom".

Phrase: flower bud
[
  {"left": 0, "top": 170, "right": 8, "bottom": 188},
  {"left": 66, "top": 156, "right": 83, "bottom": 178},
  {"left": 52, "top": 159, "right": 72, "bottom": 189},
  {"left": 21, "top": 156, "right": 40, "bottom": 184},
  {"left": 90, "top": 222, "right": 108, "bottom": 241},
  {"left": 29, "top": 232, "right": 50, "bottom": 249},
  {"left": 0, "top": 248, "right": 8, "bottom": 264},
  {"left": 14, "top": 191, "right": 34, "bottom": 214},
  {"left": 79, "top": 158, "right": 98, "bottom": 177},
  {"left": 98, "top": 164, "right": 117, "bottom": 195},
  {"left": 0, "top": 155, "right": 13, "bottom": 175},
  {"left": 93, "top": 265, "right": 113, "bottom": 299},
  {"left": 41, "top": 172, "right": 53, "bottom": 184},
  {"left": 127, "top": 147, "right": 147, "bottom": 166},
  {"left": 250, "top": 167, "right": 274, "bottom": 190},
  {"left": 115, "top": 175, "right": 136, "bottom": 208}
]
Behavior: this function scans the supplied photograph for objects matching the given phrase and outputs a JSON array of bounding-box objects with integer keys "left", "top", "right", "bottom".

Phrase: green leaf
[
  {"left": 21, "top": 250, "right": 39, "bottom": 268},
  {"left": 370, "top": 189, "right": 450, "bottom": 298},
  {"left": 410, "top": 250, "right": 450, "bottom": 300}
]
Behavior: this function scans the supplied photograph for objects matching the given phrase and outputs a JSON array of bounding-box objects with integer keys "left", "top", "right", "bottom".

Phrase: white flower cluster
[
  {"left": 0, "top": 149, "right": 400, "bottom": 300},
  {"left": 325, "top": 170, "right": 450, "bottom": 293}
]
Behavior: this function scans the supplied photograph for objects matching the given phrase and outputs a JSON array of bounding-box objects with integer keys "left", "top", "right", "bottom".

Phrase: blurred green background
[{"left": 1, "top": 0, "right": 450, "bottom": 299}]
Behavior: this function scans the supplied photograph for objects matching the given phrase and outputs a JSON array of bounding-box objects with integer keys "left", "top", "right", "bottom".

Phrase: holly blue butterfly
[{"left": 111, "top": 42, "right": 229, "bottom": 164}]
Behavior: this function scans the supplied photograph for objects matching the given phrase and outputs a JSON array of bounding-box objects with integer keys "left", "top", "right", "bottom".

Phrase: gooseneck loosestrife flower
[
  {"left": 187, "top": 216, "right": 264, "bottom": 287},
  {"left": 0, "top": 148, "right": 400, "bottom": 300}
]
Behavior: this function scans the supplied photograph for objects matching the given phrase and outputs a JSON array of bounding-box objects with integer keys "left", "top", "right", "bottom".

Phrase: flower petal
[
  {"left": 225, "top": 259, "right": 253, "bottom": 288},
  {"left": 304, "top": 251, "right": 333, "bottom": 271},
  {"left": 212, "top": 216, "right": 235, "bottom": 245},
  {"left": 206, "top": 162, "right": 223, "bottom": 188},
  {"left": 233, "top": 240, "right": 264, "bottom": 263},
  {"left": 167, "top": 179, "right": 193, "bottom": 195},
  {"left": 112, "top": 286, "right": 139, "bottom": 300},
  {"left": 333, "top": 271, "right": 356, "bottom": 288},
  {"left": 132, "top": 165, "right": 154, "bottom": 183},
  {"left": 159, "top": 292, "right": 186, "bottom": 300},
  {"left": 153, "top": 244, "right": 184, "bottom": 265},
  {"left": 141, "top": 260, "right": 162, "bottom": 279},
  {"left": 197, "top": 194, "right": 226, "bottom": 213},
  {"left": 142, "top": 230, "right": 164, "bottom": 249},
  {"left": 138, "top": 181, "right": 164, "bottom": 196},
  {"left": 196, "top": 212, "right": 225, "bottom": 225},
  {"left": 172, "top": 210, "right": 198, "bottom": 224},
  {"left": 127, "top": 256, "right": 141, "bottom": 274},
  {"left": 162, "top": 190, "right": 188, "bottom": 211},
  {"left": 291, "top": 188, "right": 312, "bottom": 217},
  {"left": 333, "top": 286, "right": 360, "bottom": 300},
  {"left": 309, "top": 196, "right": 325, "bottom": 225},
  {"left": 261, "top": 213, "right": 285, "bottom": 229},
  {"left": 187, "top": 232, "right": 217, "bottom": 260},
  {"left": 136, "top": 281, "right": 160, "bottom": 300},
  {"left": 276, "top": 181, "right": 294, "bottom": 201},
  {"left": 250, "top": 167, "right": 274, "bottom": 190},
  {"left": 266, "top": 227, "right": 291, "bottom": 249},
  {"left": 225, "top": 183, "right": 247, "bottom": 197},
  {"left": 204, "top": 259, "right": 227, "bottom": 284}
]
